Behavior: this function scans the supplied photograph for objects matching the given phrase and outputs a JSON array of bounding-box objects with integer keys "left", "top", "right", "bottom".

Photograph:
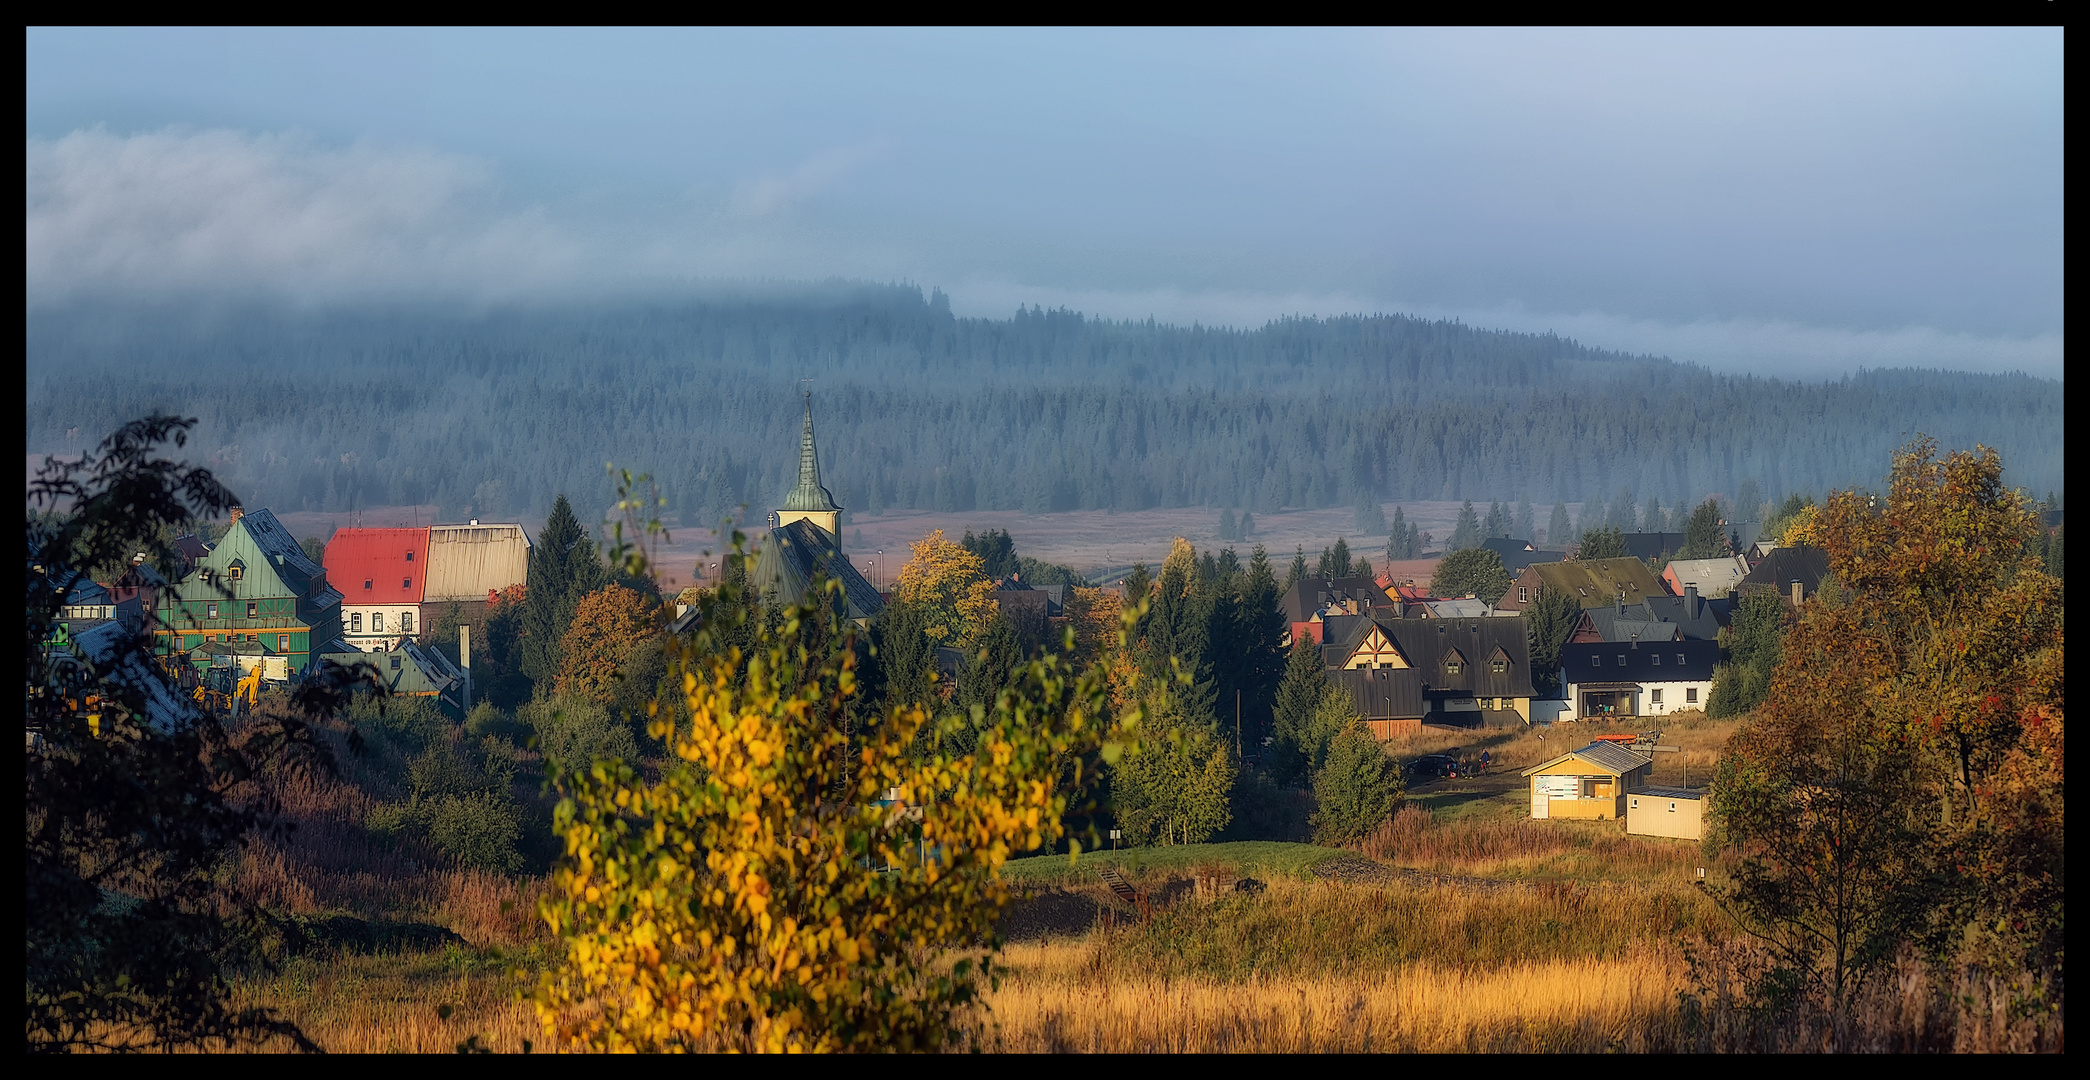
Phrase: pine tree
[
  {"left": 1354, "top": 494, "right": 1388, "bottom": 537},
  {"left": 1547, "top": 501, "right": 1572, "bottom": 548},
  {"left": 1449, "top": 500, "right": 1482, "bottom": 552},
  {"left": 1331, "top": 537, "right": 1352, "bottom": 578},
  {"left": 1681, "top": 497, "right": 1728, "bottom": 559},
  {"left": 1233, "top": 544, "right": 1287, "bottom": 748},
  {"left": 1515, "top": 497, "right": 1535, "bottom": 542},
  {"left": 1286, "top": 547, "right": 1307, "bottom": 591},
  {"left": 1238, "top": 511, "right": 1255, "bottom": 539},
  {"left": 1218, "top": 507, "right": 1238, "bottom": 542},
  {"left": 1387, "top": 506, "right": 1414, "bottom": 560}
]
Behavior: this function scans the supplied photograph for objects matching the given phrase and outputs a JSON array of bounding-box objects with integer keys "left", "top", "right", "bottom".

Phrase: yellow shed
[
  {"left": 1522, "top": 742, "right": 1653, "bottom": 821},
  {"left": 1626, "top": 786, "right": 1705, "bottom": 841}
]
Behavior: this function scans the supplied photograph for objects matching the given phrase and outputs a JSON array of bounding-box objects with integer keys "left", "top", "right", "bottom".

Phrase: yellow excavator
[{"left": 192, "top": 665, "right": 264, "bottom": 716}]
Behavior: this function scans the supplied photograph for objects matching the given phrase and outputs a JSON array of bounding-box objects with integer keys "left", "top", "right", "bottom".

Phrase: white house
[{"left": 1561, "top": 638, "right": 1719, "bottom": 719}]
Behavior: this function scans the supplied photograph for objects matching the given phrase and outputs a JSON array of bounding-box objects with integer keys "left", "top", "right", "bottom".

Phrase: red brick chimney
[{"left": 229, "top": 506, "right": 245, "bottom": 526}]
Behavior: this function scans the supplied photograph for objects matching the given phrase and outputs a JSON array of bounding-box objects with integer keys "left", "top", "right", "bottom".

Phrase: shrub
[{"left": 519, "top": 694, "right": 638, "bottom": 776}]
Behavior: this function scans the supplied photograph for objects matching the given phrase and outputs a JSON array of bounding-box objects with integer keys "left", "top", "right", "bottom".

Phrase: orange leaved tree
[
  {"left": 553, "top": 583, "right": 656, "bottom": 704},
  {"left": 1710, "top": 438, "right": 2063, "bottom": 1018},
  {"left": 891, "top": 529, "right": 997, "bottom": 647}
]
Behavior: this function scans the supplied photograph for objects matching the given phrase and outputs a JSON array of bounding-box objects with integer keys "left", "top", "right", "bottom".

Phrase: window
[
  {"left": 1651, "top": 654, "right": 1661, "bottom": 666},
  {"left": 1617, "top": 655, "right": 1627, "bottom": 667},
  {"left": 1631, "top": 798, "right": 1640, "bottom": 809},
  {"left": 1686, "top": 688, "right": 1699, "bottom": 704},
  {"left": 1677, "top": 653, "right": 1687, "bottom": 666},
  {"left": 1651, "top": 689, "right": 1664, "bottom": 705},
  {"left": 228, "top": 563, "right": 243, "bottom": 581},
  {"left": 364, "top": 578, "right": 373, "bottom": 590},
  {"left": 1491, "top": 658, "right": 1508, "bottom": 673},
  {"left": 1445, "top": 660, "right": 1462, "bottom": 674},
  {"left": 405, "top": 551, "right": 414, "bottom": 562},
  {"left": 389, "top": 656, "right": 400, "bottom": 670},
  {"left": 277, "top": 634, "right": 289, "bottom": 651},
  {"left": 1669, "top": 802, "right": 1678, "bottom": 813},
  {"left": 1518, "top": 587, "right": 1529, "bottom": 603},
  {"left": 1591, "top": 655, "right": 1601, "bottom": 667},
  {"left": 401, "top": 611, "right": 414, "bottom": 633},
  {"left": 247, "top": 602, "right": 258, "bottom": 619},
  {"left": 207, "top": 603, "right": 218, "bottom": 620},
  {"left": 403, "top": 577, "right": 412, "bottom": 590},
  {"left": 351, "top": 612, "right": 363, "bottom": 632},
  {"left": 372, "top": 612, "right": 384, "bottom": 633}
]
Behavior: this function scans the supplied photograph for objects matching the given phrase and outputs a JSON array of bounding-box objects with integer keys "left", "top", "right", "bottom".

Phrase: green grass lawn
[{"left": 1001, "top": 841, "right": 1347, "bottom": 885}]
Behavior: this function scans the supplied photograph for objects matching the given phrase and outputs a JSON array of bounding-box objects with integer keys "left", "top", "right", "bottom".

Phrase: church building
[{"left": 747, "top": 394, "right": 885, "bottom": 622}]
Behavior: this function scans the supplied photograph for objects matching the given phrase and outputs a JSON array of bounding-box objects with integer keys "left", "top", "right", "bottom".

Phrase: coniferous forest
[{"left": 25, "top": 282, "right": 2064, "bottom": 524}]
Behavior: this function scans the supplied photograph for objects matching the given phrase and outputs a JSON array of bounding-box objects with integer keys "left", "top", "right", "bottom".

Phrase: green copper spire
[{"left": 781, "top": 392, "right": 841, "bottom": 514}]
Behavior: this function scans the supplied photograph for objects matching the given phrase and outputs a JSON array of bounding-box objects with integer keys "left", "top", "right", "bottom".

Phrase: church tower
[{"left": 775, "top": 392, "right": 842, "bottom": 536}]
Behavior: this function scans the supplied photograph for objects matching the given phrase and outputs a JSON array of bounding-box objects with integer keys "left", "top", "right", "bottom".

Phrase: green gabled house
[{"left": 158, "top": 507, "right": 345, "bottom": 676}]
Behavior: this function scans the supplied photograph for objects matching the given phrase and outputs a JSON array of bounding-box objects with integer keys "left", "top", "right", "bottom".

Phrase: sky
[{"left": 25, "top": 27, "right": 2064, "bottom": 379}]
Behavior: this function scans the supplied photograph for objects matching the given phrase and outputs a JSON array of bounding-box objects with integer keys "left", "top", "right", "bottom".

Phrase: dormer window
[
  {"left": 228, "top": 562, "right": 244, "bottom": 581},
  {"left": 403, "top": 577, "right": 412, "bottom": 590},
  {"left": 364, "top": 579, "right": 373, "bottom": 590},
  {"left": 405, "top": 551, "right": 414, "bottom": 562},
  {"left": 1445, "top": 659, "right": 1462, "bottom": 674},
  {"left": 1491, "top": 658, "right": 1508, "bottom": 674}
]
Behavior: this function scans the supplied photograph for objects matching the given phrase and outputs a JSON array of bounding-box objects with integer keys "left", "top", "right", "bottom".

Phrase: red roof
[{"left": 324, "top": 528, "right": 430, "bottom": 605}]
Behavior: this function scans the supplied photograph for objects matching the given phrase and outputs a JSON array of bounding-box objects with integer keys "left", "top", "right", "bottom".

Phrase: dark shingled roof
[
  {"left": 747, "top": 518, "right": 885, "bottom": 621},
  {"left": 1323, "top": 615, "right": 1538, "bottom": 700},
  {"left": 1331, "top": 668, "right": 1428, "bottom": 720},
  {"left": 1740, "top": 545, "right": 1832, "bottom": 598}
]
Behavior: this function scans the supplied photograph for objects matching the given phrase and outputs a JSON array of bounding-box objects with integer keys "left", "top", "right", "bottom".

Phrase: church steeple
[{"left": 777, "top": 392, "right": 842, "bottom": 535}]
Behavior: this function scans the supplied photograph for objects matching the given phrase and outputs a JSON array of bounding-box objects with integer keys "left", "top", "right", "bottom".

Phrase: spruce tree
[
  {"left": 1516, "top": 497, "right": 1535, "bottom": 542},
  {"left": 1387, "top": 506, "right": 1413, "bottom": 560},
  {"left": 1233, "top": 544, "right": 1287, "bottom": 747},
  {"left": 1547, "top": 501, "right": 1572, "bottom": 548},
  {"left": 1483, "top": 500, "right": 1508, "bottom": 538},
  {"left": 1681, "top": 497, "right": 1728, "bottom": 559},
  {"left": 1331, "top": 537, "right": 1352, "bottom": 578},
  {"left": 1270, "top": 637, "right": 1329, "bottom": 787},
  {"left": 1238, "top": 511, "right": 1255, "bottom": 538},
  {"left": 1218, "top": 507, "right": 1238, "bottom": 542},
  {"left": 1450, "top": 500, "right": 1482, "bottom": 551},
  {"left": 1286, "top": 547, "right": 1307, "bottom": 591},
  {"left": 523, "top": 494, "right": 595, "bottom": 686}
]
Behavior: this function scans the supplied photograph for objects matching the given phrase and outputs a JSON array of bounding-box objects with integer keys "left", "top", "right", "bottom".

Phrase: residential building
[
  {"left": 1320, "top": 614, "right": 1538, "bottom": 734},
  {"left": 1620, "top": 532, "right": 1686, "bottom": 562},
  {"left": 1480, "top": 537, "right": 1562, "bottom": 576},
  {"left": 324, "top": 527, "right": 428, "bottom": 651},
  {"left": 423, "top": 520, "right": 532, "bottom": 606},
  {"left": 1738, "top": 545, "right": 1832, "bottom": 607},
  {"left": 1280, "top": 575, "right": 1399, "bottom": 646},
  {"left": 747, "top": 394, "right": 884, "bottom": 622},
  {"left": 1522, "top": 741, "right": 1655, "bottom": 820},
  {"left": 1562, "top": 637, "right": 1719, "bottom": 719},
  {"left": 1661, "top": 555, "right": 1752, "bottom": 600},
  {"left": 158, "top": 507, "right": 344, "bottom": 675},
  {"left": 1571, "top": 587, "right": 1728, "bottom": 643},
  {"left": 321, "top": 639, "right": 468, "bottom": 717},
  {"left": 1494, "top": 556, "right": 1670, "bottom": 612}
]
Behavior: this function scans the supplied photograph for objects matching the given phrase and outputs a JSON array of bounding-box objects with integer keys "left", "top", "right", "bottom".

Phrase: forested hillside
[{"left": 24, "top": 283, "right": 2064, "bottom": 525}]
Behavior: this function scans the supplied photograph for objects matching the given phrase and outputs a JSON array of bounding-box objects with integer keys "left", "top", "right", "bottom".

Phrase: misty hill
[{"left": 24, "top": 283, "right": 2063, "bottom": 526}]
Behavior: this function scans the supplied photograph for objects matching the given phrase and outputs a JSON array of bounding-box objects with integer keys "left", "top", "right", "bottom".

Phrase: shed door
[{"left": 1531, "top": 781, "right": 1550, "bottom": 819}]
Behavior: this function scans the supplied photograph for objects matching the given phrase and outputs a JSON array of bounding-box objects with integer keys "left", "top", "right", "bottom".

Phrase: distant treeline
[{"left": 25, "top": 283, "right": 2064, "bottom": 526}]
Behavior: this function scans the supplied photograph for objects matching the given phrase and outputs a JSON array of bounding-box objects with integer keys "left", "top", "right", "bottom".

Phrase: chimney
[
  {"left": 458, "top": 624, "right": 472, "bottom": 711},
  {"left": 228, "top": 506, "right": 244, "bottom": 526},
  {"left": 1791, "top": 580, "right": 1805, "bottom": 607},
  {"left": 469, "top": 519, "right": 479, "bottom": 526},
  {"left": 132, "top": 552, "right": 147, "bottom": 566}
]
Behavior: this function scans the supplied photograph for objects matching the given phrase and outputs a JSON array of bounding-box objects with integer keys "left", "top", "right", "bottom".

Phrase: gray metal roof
[
  {"left": 1522, "top": 740, "right": 1652, "bottom": 777},
  {"left": 1634, "top": 785, "right": 1703, "bottom": 800},
  {"left": 236, "top": 509, "right": 322, "bottom": 581},
  {"left": 747, "top": 518, "right": 884, "bottom": 621},
  {"left": 780, "top": 393, "right": 842, "bottom": 514}
]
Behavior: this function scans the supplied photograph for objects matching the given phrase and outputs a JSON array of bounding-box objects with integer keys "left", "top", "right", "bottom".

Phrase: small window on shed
[
  {"left": 1669, "top": 802, "right": 1678, "bottom": 813},
  {"left": 1631, "top": 798, "right": 1639, "bottom": 809}
]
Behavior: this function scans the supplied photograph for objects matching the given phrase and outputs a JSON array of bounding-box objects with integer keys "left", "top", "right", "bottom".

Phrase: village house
[
  {"left": 1493, "top": 556, "right": 1670, "bottom": 612},
  {"left": 325, "top": 520, "right": 531, "bottom": 652},
  {"left": 1320, "top": 614, "right": 1538, "bottom": 736},
  {"left": 157, "top": 507, "right": 344, "bottom": 676},
  {"left": 1737, "top": 544, "right": 1832, "bottom": 607},
  {"left": 1660, "top": 555, "right": 1751, "bottom": 599},
  {"left": 321, "top": 639, "right": 470, "bottom": 717},
  {"left": 1480, "top": 537, "right": 1562, "bottom": 576},
  {"left": 1571, "top": 587, "right": 1728, "bottom": 643},
  {"left": 1522, "top": 741, "right": 1654, "bottom": 820},
  {"left": 1562, "top": 636, "right": 1718, "bottom": 720},
  {"left": 1280, "top": 574, "right": 1400, "bottom": 646}
]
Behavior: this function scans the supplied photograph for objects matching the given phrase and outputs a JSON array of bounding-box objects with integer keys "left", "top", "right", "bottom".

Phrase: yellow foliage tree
[
  {"left": 534, "top": 571, "right": 1139, "bottom": 1052},
  {"left": 1160, "top": 536, "right": 1196, "bottom": 592},
  {"left": 1779, "top": 503, "right": 1824, "bottom": 548},
  {"left": 554, "top": 584, "right": 656, "bottom": 704},
  {"left": 892, "top": 529, "right": 997, "bottom": 646}
]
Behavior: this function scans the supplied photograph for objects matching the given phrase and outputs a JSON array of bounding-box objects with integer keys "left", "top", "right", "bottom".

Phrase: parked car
[{"left": 1407, "top": 754, "right": 1460, "bottom": 780}]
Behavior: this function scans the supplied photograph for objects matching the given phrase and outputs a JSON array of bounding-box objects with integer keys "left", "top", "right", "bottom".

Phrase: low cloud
[
  {"left": 948, "top": 281, "right": 2063, "bottom": 381},
  {"left": 727, "top": 141, "right": 889, "bottom": 219},
  {"left": 26, "top": 127, "right": 583, "bottom": 303}
]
